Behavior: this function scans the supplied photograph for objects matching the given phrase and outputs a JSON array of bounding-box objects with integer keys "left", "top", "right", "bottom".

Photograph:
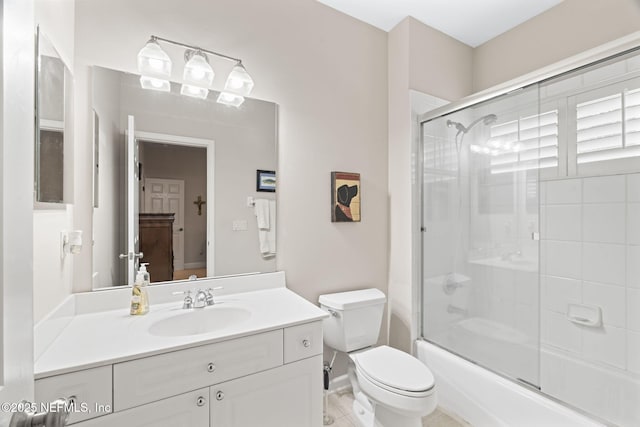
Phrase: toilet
[{"left": 319, "top": 288, "right": 436, "bottom": 427}]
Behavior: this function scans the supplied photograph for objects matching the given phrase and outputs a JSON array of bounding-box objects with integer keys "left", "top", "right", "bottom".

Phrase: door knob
[{"left": 118, "top": 252, "right": 144, "bottom": 260}]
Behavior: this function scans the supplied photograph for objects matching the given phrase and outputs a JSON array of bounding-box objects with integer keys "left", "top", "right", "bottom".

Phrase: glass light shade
[
  {"left": 137, "top": 40, "right": 172, "bottom": 79},
  {"left": 180, "top": 84, "right": 209, "bottom": 99},
  {"left": 216, "top": 91, "right": 245, "bottom": 107},
  {"left": 224, "top": 64, "right": 254, "bottom": 96},
  {"left": 139, "top": 76, "right": 170, "bottom": 92},
  {"left": 183, "top": 51, "right": 214, "bottom": 87}
]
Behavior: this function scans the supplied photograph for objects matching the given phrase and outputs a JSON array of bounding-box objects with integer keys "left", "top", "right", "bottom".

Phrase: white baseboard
[
  {"left": 183, "top": 262, "right": 206, "bottom": 270},
  {"left": 329, "top": 374, "right": 352, "bottom": 393}
]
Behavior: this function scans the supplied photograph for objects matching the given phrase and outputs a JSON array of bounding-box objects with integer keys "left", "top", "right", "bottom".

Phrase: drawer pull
[
  {"left": 215, "top": 391, "right": 224, "bottom": 401},
  {"left": 207, "top": 363, "right": 216, "bottom": 373},
  {"left": 302, "top": 339, "right": 311, "bottom": 348},
  {"left": 196, "top": 396, "right": 206, "bottom": 407}
]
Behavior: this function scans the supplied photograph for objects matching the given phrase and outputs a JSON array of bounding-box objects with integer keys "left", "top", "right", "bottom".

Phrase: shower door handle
[{"left": 531, "top": 232, "right": 540, "bottom": 241}]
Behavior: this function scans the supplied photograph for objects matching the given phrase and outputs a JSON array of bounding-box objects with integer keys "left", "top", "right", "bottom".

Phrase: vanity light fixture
[
  {"left": 216, "top": 91, "right": 245, "bottom": 107},
  {"left": 137, "top": 38, "right": 172, "bottom": 92},
  {"left": 223, "top": 63, "right": 254, "bottom": 96},
  {"left": 137, "top": 35, "right": 254, "bottom": 106},
  {"left": 181, "top": 50, "right": 214, "bottom": 99}
]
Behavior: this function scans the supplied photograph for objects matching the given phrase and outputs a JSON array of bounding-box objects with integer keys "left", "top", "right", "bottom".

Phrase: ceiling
[{"left": 316, "top": 0, "right": 564, "bottom": 47}]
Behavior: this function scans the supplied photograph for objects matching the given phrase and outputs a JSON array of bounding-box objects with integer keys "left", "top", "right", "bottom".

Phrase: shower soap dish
[{"left": 566, "top": 303, "right": 602, "bottom": 327}]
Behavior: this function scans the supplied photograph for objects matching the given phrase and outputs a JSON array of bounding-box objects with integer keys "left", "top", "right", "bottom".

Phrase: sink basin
[{"left": 148, "top": 306, "right": 251, "bottom": 337}]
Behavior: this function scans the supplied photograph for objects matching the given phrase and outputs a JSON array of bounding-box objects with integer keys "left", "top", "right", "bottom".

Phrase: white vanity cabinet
[
  {"left": 34, "top": 365, "right": 112, "bottom": 424},
  {"left": 113, "top": 329, "right": 284, "bottom": 411},
  {"left": 210, "top": 355, "right": 322, "bottom": 427},
  {"left": 46, "top": 321, "right": 323, "bottom": 427},
  {"left": 73, "top": 388, "right": 210, "bottom": 427}
]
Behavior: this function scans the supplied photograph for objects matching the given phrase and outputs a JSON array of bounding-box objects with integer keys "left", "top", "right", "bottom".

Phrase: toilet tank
[{"left": 318, "top": 288, "right": 386, "bottom": 352}]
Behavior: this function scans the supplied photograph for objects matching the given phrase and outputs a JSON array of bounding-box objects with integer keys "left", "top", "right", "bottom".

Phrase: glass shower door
[{"left": 421, "top": 86, "right": 542, "bottom": 387}]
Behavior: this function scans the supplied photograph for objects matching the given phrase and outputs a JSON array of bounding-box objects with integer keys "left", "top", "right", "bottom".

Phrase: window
[
  {"left": 575, "top": 87, "right": 640, "bottom": 164},
  {"left": 486, "top": 110, "right": 559, "bottom": 175}
]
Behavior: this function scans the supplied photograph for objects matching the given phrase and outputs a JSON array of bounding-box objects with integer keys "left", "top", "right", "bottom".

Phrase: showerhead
[
  {"left": 482, "top": 114, "right": 497, "bottom": 125},
  {"left": 447, "top": 114, "right": 497, "bottom": 135}
]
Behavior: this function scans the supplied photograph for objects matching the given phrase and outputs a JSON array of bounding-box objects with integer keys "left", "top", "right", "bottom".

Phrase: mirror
[
  {"left": 35, "top": 27, "right": 72, "bottom": 204},
  {"left": 91, "top": 66, "right": 277, "bottom": 289}
]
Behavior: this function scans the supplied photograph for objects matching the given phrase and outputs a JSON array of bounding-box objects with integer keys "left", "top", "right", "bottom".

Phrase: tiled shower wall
[{"left": 541, "top": 172, "right": 640, "bottom": 373}]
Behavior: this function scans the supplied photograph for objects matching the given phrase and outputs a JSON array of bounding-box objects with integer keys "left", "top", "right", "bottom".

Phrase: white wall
[
  {"left": 71, "top": 0, "right": 389, "bottom": 314},
  {"left": 1, "top": 0, "right": 36, "bottom": 412},
  {"left": 473, "top": 0, "right": 640, "bottom": 91},
  {"left": 91, "top": 66, "right": 123, "bottom": 287},
  {"left": 387, "top": 17, "right": 470, "bottom": 352},
  {"left": 33, "top": 0, "right": 76, "bottom": 322}
]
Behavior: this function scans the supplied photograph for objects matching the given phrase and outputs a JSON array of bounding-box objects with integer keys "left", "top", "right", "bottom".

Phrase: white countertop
[{"left": 35, "top": 287, "right": 328, "bottom": 379}]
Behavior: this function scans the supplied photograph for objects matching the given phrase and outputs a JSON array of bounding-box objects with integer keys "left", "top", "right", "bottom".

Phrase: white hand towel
[
  {"left": 254, "top": 199, "right": 270, "bottom": 229},
  {"left": 255, "top": 199, "right": 276, "bottom": 257},
  {"left": 266, "top": 200, "right": 276, "bottom": 256}
]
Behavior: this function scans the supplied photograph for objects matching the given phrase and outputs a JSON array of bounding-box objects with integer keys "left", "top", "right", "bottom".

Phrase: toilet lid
[{"left": 354, "top": 345, "right": 435, "bottom": 393}]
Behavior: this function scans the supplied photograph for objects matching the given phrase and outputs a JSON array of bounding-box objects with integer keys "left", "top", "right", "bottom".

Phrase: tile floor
[{"left": 325, "top": 390, "right": 470, "bottom": 427}]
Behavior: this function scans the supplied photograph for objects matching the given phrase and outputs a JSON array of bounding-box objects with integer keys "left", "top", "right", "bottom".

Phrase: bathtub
[{"left": 416, "top": 340, "right": 605, "bottom": 427}]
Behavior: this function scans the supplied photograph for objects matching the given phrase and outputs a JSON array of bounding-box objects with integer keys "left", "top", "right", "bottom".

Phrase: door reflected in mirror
[{"left": 91, "top": 66, "right": 277, "bottom": 289}]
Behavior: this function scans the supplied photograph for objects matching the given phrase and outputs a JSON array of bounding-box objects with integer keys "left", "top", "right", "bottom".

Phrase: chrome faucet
[
  {"left": 172, "top": 290, "right": 194, "bottom": 309},
  {"left": 204, "top": 287, "right": 223, "bottom": 306},
  {"left": 172, "top": 287, "right": 224, "bottom": 309},
  {"left": 193, "top": 289, "right": 208, "bottom": 308}
]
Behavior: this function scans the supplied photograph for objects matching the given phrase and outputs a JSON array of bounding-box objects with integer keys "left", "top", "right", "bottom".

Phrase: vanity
[{"left": 34, "top": 272, "right": 327, "bottom": 427}]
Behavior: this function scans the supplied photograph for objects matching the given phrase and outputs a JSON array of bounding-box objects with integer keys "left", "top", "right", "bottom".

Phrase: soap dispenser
[{"left": 130, "top": 263, "right": 150, "bottom": 315}]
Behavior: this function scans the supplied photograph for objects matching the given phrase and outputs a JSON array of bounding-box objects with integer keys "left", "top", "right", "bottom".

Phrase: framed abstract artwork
[{"left": 331, "top": 171, "right": 360, "bottom": 222}]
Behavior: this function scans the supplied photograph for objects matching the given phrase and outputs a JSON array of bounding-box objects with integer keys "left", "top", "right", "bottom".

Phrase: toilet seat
[{"left": 353, "top": 345, "right": 435, "bottom": 398}]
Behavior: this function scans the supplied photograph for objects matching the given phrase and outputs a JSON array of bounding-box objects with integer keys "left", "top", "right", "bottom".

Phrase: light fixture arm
[{"left": 150, "top": 35, "right": 242, "bottom": 65}]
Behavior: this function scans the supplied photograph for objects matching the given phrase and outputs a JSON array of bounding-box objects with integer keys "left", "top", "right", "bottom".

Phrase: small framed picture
[
  {"left": 331, "top": 171, "right": 360, "bottom": 222},
  {"left": 256, "top": 169, "right": 276, "bottom": 192}
]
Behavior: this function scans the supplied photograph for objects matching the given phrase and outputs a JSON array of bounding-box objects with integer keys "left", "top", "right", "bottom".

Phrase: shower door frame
[{"left": 415, "top": 32, "right": 640, "bottom": 425}]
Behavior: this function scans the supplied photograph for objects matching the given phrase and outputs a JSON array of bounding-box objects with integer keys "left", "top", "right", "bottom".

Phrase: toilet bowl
[
  {"left": 349, "top": 346, "right": 436, "bottom": 427},
  {"left": 319, "top": 289, "right": 437, "bottom": 427}
]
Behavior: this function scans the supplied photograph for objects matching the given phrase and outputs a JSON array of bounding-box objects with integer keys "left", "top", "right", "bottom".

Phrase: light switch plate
[{"left": 232, "top": 220, "right": 248, "bottom": 231}]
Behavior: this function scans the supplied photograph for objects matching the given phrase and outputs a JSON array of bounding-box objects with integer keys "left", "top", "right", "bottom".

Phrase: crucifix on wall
[{"left": 193, "top": 195, "right": 206, "bottom": 216}]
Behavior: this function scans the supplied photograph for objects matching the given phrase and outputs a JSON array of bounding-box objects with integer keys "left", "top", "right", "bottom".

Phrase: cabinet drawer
[
  {"left": 284, "top": 321, "right": 323, "bottom": 364},
  {"left": 35, "top": 365, "right": 112, "bottom": 424},
  {"left": 75, "top": 388, "right": 209, "bottom": 427},
  {"left": 113, "top": 329, "right": 283, "bottom": 410}
]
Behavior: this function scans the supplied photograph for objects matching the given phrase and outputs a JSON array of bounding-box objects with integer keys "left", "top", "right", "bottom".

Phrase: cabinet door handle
[
  {"left": 302, "top": 339, "right": 311, "bottom": 348},
  {"left": 207, "top": 363, "right": 216, "bottom": 373},
  {"left": 196, "top": 396, "right": 206, "bottom": 407},
  {"left": 215, "top": 391, "right": 224, "bottom": 401}
]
